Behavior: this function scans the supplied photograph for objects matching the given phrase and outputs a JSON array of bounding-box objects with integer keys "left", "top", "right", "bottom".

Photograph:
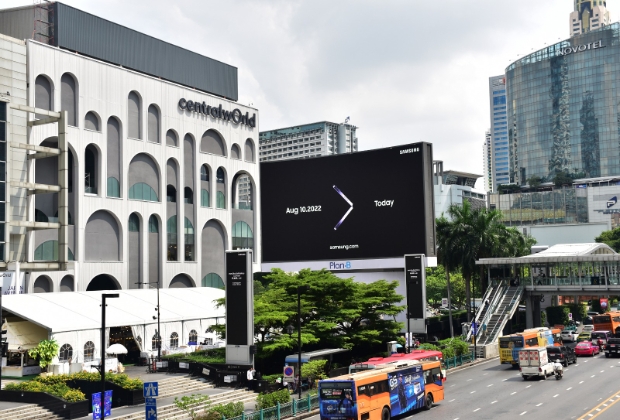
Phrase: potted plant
[{"left": 28, "top": 339, "right": 59, "bottom": 374}]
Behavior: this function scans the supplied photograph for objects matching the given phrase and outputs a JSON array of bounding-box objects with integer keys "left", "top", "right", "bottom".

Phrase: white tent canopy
[{"left": 2, "top": 288, "right": 225, "bottom": 363}]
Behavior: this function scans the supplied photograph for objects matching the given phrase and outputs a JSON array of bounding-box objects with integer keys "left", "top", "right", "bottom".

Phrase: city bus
[
  {"left": 349, "top": 350, "right": 444, "bottom": 374},
  {"left": 499, "top": 330, "right": 541, "bottom": 365},
  {"left": 538, "top": 328, "right": 562, "bottom": 347},
  {"left": 593, "top": 312, "right": 620, "bottom": 336},
  {"left": 319, "top": 360, "right": 444, "bottom": 420}
]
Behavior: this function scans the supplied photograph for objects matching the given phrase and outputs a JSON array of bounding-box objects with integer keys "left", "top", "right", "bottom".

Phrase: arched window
[
  {"left": 202, "top": 273, "right": 224, "bottom": 289},
  {"left": 184, "top": 187, "right": 193, "bottom": 204},
  {"left": 170, "top": 332, "right": 179, "bottom": 350},
  {"left": 84, "top": 111, "right": 100, "bottom": 131},
  {"left": 129, "top": 183, "right": 158, "bottom": 201},
  {"left": 245, "top": 139, "right": 255, "bottom": 162},
  {"left": 60, "top": 275, "right": 74, "bottom": 292},
  {"left": 33, "top": 276, "right": 52, "bottom": 293},
  {"left": 85, "top": 145, "right": 98, "bottom": 194},
  {"left": 107, "top": 177, "right": 120, "bottom": 198},
  {"left": 200, "top": 129, "right": 226, "bottom": 156},
  {"left": 201, "top": 190, "right": 210, "bottom": 207},
  {"left": 216, "top": 168, "right": 225, "bottom": 184},
  {"left": 35, "top": 209, "right": 48, "bottom": 223},
  {"left": 166, "top": 129, "right": 178, "bottom": 147},
  {"left": 128, "top": 213, "right": 140, "bottom": 232},
  {"left": 34, "top": 240, "right": 75, "bottom": 261},
  {"left": 147, "top": 104, "right": 160, "bottom": 143},
  {"left": 59, "top": 343, "right": 73, "bottom": 362},
  {"left": 185, "top": 217, "right": 194, "bottom": 261},
  {"left": 61, "top": 73, "right": 77, "bottom": 127},
  {"left": 35, "top": 75, "right": 53, "bottom": 113},
  {"left": 216, "top": 191, "right": 226, "bottom": 209},
  {"left": 152, "top": 333, "right": 161, "bottom": 350},
  {"left": 189, "top": 330, "right": 198, "bottom": 345},
  {"left": 201, "top": 165, "right": 209, "bottom": 182},
  {"left": 167, "top": 215, "right": 177, "bottom": 261},
  {"left": 128, "top": 91, "right": 142, "bottom": 139},
  {"left": 149, "top": 215, "right": 159, "bottom": 233},
  {"left": 84, "top": 341, "right": 95, "bottom": 362},
  {"left": 167, "top": 185, "right": 177, "bottom": 203},
  {"left": 107, "top": 117, "right": 121, "bottom": 198},
  {"left": 231, "top": 144, "right": 241, "bottom": 159},
  {"left": 232, "top": 221, "right": 254, "bottom": 251}
]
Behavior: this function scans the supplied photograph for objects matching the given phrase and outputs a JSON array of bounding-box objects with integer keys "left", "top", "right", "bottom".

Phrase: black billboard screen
[
  {"left": 405, "top": 255, "right": 425, "bottom": 319},
  {"left": 260, "top": 143, "right": 434, "bottom": 262},
  {"left": 226, "top": 251, "right": 249, "bottom": 345}
]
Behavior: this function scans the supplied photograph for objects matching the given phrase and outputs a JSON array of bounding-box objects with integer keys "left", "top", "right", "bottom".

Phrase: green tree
[
  {"left": 28, "top": 339, "right": 60, "bottom": 371},
  {"left": 425, "top": 267, "right": 447, "bottom": 305},
  {"left": 595, "top": 227, "right": 620, "bottom": 252},
  {"left": 553, "top": 171, "right": 573, "bottom": 187},
  {"left": 527, "top": 176, "right": 543, "bottom": 188}
]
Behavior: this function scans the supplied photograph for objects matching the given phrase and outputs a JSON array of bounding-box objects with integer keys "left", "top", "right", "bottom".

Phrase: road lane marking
[
  {"left": 578, "top": 388, "right": 620, "bottom": 420},
  {"left": 450, "top": 385, "right": 455, "bottom": 387},
  {"left": 483, "top": 373, "right": 487, "bottom": 375},
  {"left": 491, "top": 401, "right": 497, "bottom": 404},
  {"left": 585, "top": 360, "right": 589, "bottom": 362},
  {"left": 467, "top": 379, "right": 472, "bottom": 381},
  {"left": 511, "top": 392, "right": 517, "bottom": 395},
  {"left": 520, "top": 412, "right": 527, "bottom": 416},
  {"left": 449, "top": 399, "right": 455, "bottom": 402},
  {"left": 502, "top": 379, "right": 508, "bottom": 381},
  {"left": 471, "top": 391, "right": 476, "bottom": 394},
  {"left": 580, "top": 381, "right": 584, "bottom": 384},
  {"left": 488, "top": 384, "right": 493, "bottom": 387},
  {"left": 536, "top": 403, "right": 543, "bottom": 407},
  {"left": 526, "top": 385, "right": 531, "bottom": 388},
  {"left": 554, "top": 394, "right": 559, "bottom": 398},
  {"left": 591, "top": 375, "right": 596, "bottom": 378},
  {"left": 567, "top": 387, "right": 573, "bottom": 391},
  {"left": 473, "top": 408, "right": 480, "bottom": 412},
  {"left": 601, "top": 370, "right": 605, "bottom": 373}
]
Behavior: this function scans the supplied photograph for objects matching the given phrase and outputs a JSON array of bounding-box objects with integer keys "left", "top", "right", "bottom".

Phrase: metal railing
[
  {"left": 481, "top": 286, "right": 523, "bottom": 345},
  {"left": 226, "top": 394, "right": 319, "bottom": 420},
  {"left": 442, "top": 351, "right": 475, "bottom": 369}
]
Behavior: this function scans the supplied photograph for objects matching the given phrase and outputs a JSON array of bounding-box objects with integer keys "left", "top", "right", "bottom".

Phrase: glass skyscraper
[
  {"left": 488, "top": 75, "right": 509, "bottom": 190},
  {"left": 505, "top": 23, "right": 620, "bottom": 185}
]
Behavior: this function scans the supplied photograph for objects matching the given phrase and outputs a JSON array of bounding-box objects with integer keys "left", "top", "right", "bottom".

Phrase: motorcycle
[{"left": 553, "top": 359, "right": 563, "bottom": 380}]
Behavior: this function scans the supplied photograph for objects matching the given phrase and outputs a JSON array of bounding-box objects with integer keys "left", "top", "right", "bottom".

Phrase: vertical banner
[
  {"left": 600, "top": 298, "right": 609, "bottom": 311},
  {"left": 104, "top": 390, "right": 112, "bottom": 417},
  {"left": 92, "top": 392, "right": 101, "bottom": 419},
  {"left": 405, "top": 254, "right": 426, "bottom": 333},
  {"left": 225, "top": 250, "right": 253, "bottom": 365}
]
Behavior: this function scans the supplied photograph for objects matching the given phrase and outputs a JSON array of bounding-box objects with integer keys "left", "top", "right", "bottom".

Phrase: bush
[
  {"left": 163, "top": 348, "right": 225, "bottom": 364},
  {"left": 4, "top": 379, "right": 86, "bottom": 402},
  {"left": 209, "top": 402, "right": 244, "bottom": 419},
  {"left": 261, "top": 373, "right": 281, "bottom": 383},
  {"left": 62, "top": 389, "right": 87, "bottom": 403},
  {"left": 255, "top": 388, "right": 291, "bottom": 409},
  {"left": 546, "top": 306, "right": 570, "bottom": 326}
]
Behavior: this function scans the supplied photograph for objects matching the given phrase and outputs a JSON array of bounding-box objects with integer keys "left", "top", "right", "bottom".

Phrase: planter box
[
  {"left": 0, "top": 390, "right": 89, "bottom": 419},
  {"left": 67, "top": 380, "right": 144, "bottom": 411}
]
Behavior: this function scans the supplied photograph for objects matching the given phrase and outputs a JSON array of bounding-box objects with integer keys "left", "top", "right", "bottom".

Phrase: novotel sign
[
  {"left": 178, "top": 98, "right": 256, "bottom": 128},
  {"left": 559, "top": 40, "right": 605, "bottom": 56}
]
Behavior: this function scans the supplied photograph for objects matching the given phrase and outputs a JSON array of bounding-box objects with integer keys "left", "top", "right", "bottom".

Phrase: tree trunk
[{"left": 445, "top": 263, "right": 454, "bottom": 338}]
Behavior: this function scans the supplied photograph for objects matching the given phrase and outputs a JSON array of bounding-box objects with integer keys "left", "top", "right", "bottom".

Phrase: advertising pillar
[
  {"left": 405, "top": 254, "right": 426, "bottom": 337},
  {"left": 225, "top": 250, "right": 254, "bottom": 365}
]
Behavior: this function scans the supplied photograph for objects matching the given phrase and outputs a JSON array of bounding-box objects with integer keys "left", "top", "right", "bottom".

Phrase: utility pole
[{"left": 101, "top": 293, "right": 119, "bottom": 419}]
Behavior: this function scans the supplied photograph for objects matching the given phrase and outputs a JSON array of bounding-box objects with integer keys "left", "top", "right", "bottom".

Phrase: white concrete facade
[{"left": 21, "top": 40, "right": 260, "bottom": 293}]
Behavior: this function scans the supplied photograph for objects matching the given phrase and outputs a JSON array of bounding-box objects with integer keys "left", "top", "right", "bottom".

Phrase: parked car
[
  {"left": 591, "top": 331, "right": 612, "bottom": 348},
  {"left": 605, "top": 338, "right": 620, "bottom": 358},
  {"left": 582, "top": 325, "right": 595, "bottom": 332},
  {"left": 577, "top": 332, "right": 592, "bottom": 342},
  {"left": 561, "top": 330, "right": 579, "bottom": 342},
  {"left": 575, "top": 341, "right": 600, "bottom": 357},
  {"left": 546, "top": 345, "right": 577, "bottom": 367}
]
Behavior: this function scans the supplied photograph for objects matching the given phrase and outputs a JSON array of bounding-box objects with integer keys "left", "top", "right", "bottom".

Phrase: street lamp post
[
  {"left": 136, "top": 281, "right": 161, "bottom": 360},
  {"left": 101, "top": 293, "right": 119, "bottom": 419},
  {"left": 296, "top": 285, "right": 309, "bottom": 400}
]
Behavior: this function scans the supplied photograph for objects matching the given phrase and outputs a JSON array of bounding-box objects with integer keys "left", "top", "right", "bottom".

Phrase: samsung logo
[
  {"left": 179, "top": 98, "right": 256, "bottom": 128},
  {"left": 400, "top": 147, "right": 419, "bottom": 154},
  {"left": 559, "top": 40, "right": 605, "bottom": 56}
]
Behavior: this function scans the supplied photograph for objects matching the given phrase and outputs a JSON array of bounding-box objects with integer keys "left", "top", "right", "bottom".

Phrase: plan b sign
[{"left": 560, "top": 40, "right": 605, "bottom": 56}]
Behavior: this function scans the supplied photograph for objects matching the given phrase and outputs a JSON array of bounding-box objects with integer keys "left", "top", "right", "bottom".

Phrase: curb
[{"left": 447, "top": 356, "right": 499, "bottom": 374}]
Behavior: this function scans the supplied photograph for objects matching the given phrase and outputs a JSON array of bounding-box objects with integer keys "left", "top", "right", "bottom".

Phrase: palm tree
[{"left": 436, "top": 215, "right": 459, "bottom": 337}]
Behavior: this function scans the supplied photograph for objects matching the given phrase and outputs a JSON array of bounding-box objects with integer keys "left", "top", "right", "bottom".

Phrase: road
[{"left": 310, "top": 348, "right": 620, "bottom": 420}]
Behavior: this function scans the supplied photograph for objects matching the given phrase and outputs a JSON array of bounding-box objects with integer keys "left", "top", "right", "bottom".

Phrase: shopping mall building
[{"left": 0, "top": 2, "right": 260, "bottom": 293}]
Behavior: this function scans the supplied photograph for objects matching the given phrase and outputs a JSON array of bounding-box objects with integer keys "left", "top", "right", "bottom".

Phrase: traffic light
[{"left": 1, "top": 329, "right": 7, "bottom": 358}]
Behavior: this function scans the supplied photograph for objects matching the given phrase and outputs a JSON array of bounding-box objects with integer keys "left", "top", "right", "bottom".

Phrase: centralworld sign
[
  {"left": 559, "top": 40, "right": 605, "bottom": 56},
  {"left": 178, "top": 98, "right": 256, "bottom": 128}
]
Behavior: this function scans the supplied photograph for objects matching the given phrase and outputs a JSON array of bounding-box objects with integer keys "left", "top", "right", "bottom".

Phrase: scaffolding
[{"left": 32, "top": 0, "right": 54, "bottom": 45}]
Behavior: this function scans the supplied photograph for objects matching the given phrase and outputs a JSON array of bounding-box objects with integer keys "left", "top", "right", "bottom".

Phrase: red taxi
[{"left": 575, "top": 341, "right": 600, "bottom": 357}]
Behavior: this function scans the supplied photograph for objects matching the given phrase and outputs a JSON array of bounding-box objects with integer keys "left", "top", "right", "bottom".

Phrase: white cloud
[{"left": 3, "top": 0, "right": 593, "bottom": 185}]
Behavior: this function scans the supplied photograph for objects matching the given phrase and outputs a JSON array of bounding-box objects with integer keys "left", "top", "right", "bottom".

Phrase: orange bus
[
  {"left": 499, "top": 329, "right": 541, "bottom": 365},
  {"left": 349, "top": 350, "right": 444, "bottom": 374},
  {"left": 593, "top": 312, "right": 620, "bottom": 336},
  {"left": 319, "top": 360, "right": 444, "bottom": 420}
]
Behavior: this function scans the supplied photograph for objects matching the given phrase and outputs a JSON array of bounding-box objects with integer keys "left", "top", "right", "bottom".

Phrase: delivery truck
[{"left": 518, "top": 347, "right": 554, "bottom": 380}]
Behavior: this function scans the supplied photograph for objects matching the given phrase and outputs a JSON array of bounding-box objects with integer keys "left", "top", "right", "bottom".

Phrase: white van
[{"left": 519, "top": 347, "right": 554, "bottom": 380}]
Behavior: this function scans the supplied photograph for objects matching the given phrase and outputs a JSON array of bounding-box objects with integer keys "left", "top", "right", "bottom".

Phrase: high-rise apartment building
[
  {"left": 483, "top": 131, "right": 493, "bottom": 191},
  {"left": 570, "top": 0, "right": 611, "bottom": 36},
  {"left": 259, "top": 121, "right": 358, "bottom": 162},
  {"left": 487, "top": 76, "right": 509, "bottom": 191}
]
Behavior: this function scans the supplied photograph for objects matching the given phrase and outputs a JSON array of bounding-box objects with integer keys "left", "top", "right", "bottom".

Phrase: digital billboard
[{"left": 261, "top": 142, "right": 435, "bottom": 263}]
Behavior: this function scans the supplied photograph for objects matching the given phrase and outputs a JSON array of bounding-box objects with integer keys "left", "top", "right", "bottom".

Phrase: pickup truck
[{"left": 519, "top": 347, "right": 555, "bottom": 380}]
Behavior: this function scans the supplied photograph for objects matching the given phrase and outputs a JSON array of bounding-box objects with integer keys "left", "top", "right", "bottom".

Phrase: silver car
[{"left": 561, "top": 330, "right": 578, "bottom": 342}]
